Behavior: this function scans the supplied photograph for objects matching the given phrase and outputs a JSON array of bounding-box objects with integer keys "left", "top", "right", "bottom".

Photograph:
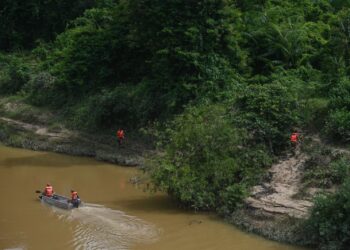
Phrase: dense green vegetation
[
  {"left": 306, "top": 178, "right": 350, "bottom": 250},
  {"left": 300, "top": 142, "right": 350, "bottom": 249},
  {"left": 147, "top": 104, "right": 272, "bottom": 212},
  {"left": 0, "top": 0, "right": 97, "bottom": 51},
  {"left": 2, "top": 0, "right": 350, "bottom": 248},
  {"left": 301, "top": 142, "right": 350, "bottom": 188}
]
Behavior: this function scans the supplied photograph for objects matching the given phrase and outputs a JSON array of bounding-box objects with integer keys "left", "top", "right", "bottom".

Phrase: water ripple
[{"left": 53, "top": 205, "right": 160, "bottom": 250}]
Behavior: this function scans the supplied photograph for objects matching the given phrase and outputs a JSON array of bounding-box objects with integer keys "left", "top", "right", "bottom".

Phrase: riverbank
[
  {"left": 0, "top": 145, "right": 306, "bottom": 250},
  {"left": 227, "top": 208, "right": 309, "bottom": 246},
  {"left": 0, "top": 97, "right": 314, "bottom": 247},
  {"left": 0, "top": 124, "right": 310, "bottom": 246},
  {"left": 0, "top": 97, "right": 153, "bottom": 167},
  {"left": 229, "top": 151, "right": 313, "bottom": 246}
]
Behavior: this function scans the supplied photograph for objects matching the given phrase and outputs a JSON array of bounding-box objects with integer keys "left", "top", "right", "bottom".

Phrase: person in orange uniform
[
  {"left": 43, "top": 183, "right": 54, "bottom": 197},
  {"left": 290, "top": 131, "right": 301, "bottom": 155},
  {"left": 117, "top": 129, "right": 125, "bottom": 146},
  {"left": 70, "top": 190, "right": 80, "bottom": 208}
]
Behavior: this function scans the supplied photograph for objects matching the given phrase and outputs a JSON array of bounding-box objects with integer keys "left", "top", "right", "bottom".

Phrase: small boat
[{"left": 39, "top": 194, "right": 81, "bottom": 210}]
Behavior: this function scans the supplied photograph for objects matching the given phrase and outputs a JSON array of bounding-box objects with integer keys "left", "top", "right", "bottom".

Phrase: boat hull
[{"left": 39, "top": 194, "right": 80, "bottom": 210}]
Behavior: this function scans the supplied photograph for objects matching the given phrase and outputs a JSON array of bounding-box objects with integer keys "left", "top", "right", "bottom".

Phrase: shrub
[
  {"left": 25, "top": 72, "right": 64, "bottom": 107},
  {"left": 234, "top": 82, "right": 299, "bottom": 153},
  {"left": 323, "top": 78, "right": 350, "bottom": 141},
  {"left": 218, "top": 184, "right": 247, "bottom": 214},
  {"left": 147, "top": 104, "right": 271, "bottom": 212},
  {"left": 301, "top": 98, "right": 329, "bottom": 132},
  {"left": 67, "top": 85, "right": 137, "bottom": 131},
  {"left": 303, "top": 152, "right": 350, "bottom": 188},
  {"left": 325, "top": 110, "right": 350, "bottom": 142},
  {"left": 306, "top": 179, "right": 350, "bottom": 250},
  {"left": 0, "top": 54, "right": 33, "bottom": 95}
]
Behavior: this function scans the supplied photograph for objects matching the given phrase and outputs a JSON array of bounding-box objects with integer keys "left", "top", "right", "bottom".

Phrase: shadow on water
[
  {"left": 0, "top": 153, "right": 101, "bottom": 168},
  {"left": 51, "top": 204, "right": 160, "bottom": 250}
]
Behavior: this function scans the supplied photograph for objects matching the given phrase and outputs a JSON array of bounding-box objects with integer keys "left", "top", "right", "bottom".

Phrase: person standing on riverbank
[
  {"left": 117, "top": 129, "right": 125, "bottom": 146},
  {"left": 290, "top": 130, "right": 301, "bottom": 155}
]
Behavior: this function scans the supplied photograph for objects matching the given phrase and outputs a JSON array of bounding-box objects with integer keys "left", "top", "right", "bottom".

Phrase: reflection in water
[{"left": 53, "top": 205, "right": 159, "bottom": 250}]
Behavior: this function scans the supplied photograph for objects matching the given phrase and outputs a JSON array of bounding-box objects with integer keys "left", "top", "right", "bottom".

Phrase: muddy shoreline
[
  {"left": 227, "top": 208, "right": 310, "bottom": 247},
  {"left": 0, "top": 118, "right": 148, "bottom": 167}
]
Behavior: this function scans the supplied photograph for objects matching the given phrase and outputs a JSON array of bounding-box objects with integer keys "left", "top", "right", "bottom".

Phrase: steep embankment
[
  {"left": 246, "top": 153, "right": 312, "bottom": 218},
  {"left": 228, "top": 151, "right": 313, "bottom": 244},
  {"left": 230, "top": 139, "right": 350, "bottom": 245}
]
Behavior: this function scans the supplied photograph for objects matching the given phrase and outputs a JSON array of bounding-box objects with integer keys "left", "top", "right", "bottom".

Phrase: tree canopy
[{"left": 1, "top": 1, "right": 350, "bottom": 248}]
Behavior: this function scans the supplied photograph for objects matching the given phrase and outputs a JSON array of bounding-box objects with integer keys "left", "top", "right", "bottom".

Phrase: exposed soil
[
  {"left": 0, "top": 117, "right": 74, "bottom": 139},
  {"left": 226, "top": 150, "right": 315, "bottom": 245},
  {"left": 245, "top": 152, "right": 313, "bottom": 218}
]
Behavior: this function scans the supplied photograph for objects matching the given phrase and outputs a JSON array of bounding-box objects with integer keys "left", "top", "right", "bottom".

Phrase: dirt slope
[{"left": 245, "top": 152, "right": 313, "bottom": 218}]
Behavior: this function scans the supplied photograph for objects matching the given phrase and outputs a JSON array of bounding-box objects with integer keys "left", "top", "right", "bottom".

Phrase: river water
[{"left": 0, "top": 145, "right": 307, "bottom": 250}]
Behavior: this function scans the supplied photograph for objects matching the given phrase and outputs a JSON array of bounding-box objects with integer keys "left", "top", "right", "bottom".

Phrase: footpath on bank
[{"left": 0, "top": 115, "right": 150, "bottom": 167}]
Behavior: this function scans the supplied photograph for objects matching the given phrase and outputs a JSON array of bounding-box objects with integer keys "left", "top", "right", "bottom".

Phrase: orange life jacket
[
  {"left": 117, "top": 130, "right": 124, "bottom": 139},
  {"left": 45, "top": 186, "right": 53, "bottom": 197},
  {"left": 290, "top": 133, "right": 299, "bottom": 143},
  {"left": 71, "top": 191, "right": 78, "bottom": 200}
]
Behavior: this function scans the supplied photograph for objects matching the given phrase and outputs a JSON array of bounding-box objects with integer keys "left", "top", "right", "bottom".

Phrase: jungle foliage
[
  {"left": 1, "top": 1, "right": 350, "bottom": 248},
  {"left": 0, "top": 0, "right": 98, "bottom": 51},
  {"left": 306, "top": 179, "right": 350, "bottom": 250},
  {"left": 147, "top": 104, "right": 272, "bottom": 212}
]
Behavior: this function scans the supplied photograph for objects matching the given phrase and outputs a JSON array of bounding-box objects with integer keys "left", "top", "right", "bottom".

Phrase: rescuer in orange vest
[
  {"left": 43, "top": 183, "right": 54, "bottom": 197},
  {"left": 290, "top": 130, "right": 301, "bottom": 155},
  {"left": 70, "top": 190, "right": 80, "bottom": 208},
  {"left": 117, "top": 129, "right": 125, "bottom": 146}
]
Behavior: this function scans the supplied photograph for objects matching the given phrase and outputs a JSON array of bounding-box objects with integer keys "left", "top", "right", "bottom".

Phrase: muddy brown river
[{"left": 0, "top": 145, "right": 307, "bottom": 250}]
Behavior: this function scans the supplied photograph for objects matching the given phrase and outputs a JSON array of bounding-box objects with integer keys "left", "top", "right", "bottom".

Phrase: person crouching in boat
[
  {"left": 43, "top": 183, "right": 54, "bottom": 197},
  {"left": 70, "top": 190, "right": 81, "bottom": 208}
]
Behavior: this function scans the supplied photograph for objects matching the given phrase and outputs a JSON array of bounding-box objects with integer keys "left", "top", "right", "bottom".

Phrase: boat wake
[{"left": 53, "top": 204, "right": 160, "bottom": 250}]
